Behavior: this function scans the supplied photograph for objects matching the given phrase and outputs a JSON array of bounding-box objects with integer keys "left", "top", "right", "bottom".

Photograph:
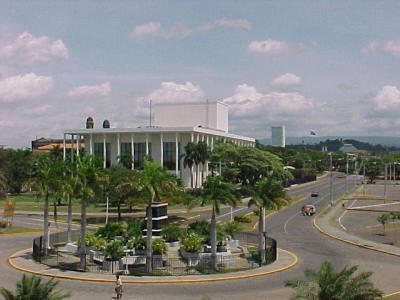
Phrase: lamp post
[{"left": 329, "top": 153, "right": 333, "bottom": 206}]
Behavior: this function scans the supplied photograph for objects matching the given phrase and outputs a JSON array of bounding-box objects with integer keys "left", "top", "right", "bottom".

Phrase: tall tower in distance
[{"left": 271, "top": 126, "right": 286, "bottom": 147}]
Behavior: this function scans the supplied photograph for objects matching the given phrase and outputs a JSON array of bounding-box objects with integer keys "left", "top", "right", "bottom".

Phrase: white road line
[
  {"left": 216, "top": 207, "right": 248, "bottom": 219},
  {"left": 338, "top": 199, "right": 357, "bottom": 231},
  {"left": 351, "top": 202, "right": 400, "bottom": 209},
  {"left": 284, "top": 212, "right": 300, "bottom": 234}
]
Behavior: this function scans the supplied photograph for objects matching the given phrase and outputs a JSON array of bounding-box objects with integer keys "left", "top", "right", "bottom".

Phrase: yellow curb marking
[
  {"left": 0, "top": 230, "right": 43, "bottom": 237},
  {"left": 8, "top": 248, "right": 298, "bottom": 284}
]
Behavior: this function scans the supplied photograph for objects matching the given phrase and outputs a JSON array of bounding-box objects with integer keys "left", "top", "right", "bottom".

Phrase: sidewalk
[
  {"left": 9, "top": 248, "right": 297, "bottom": 283},
  {"left": 314, "top": 187, "right": 400, "bottom": 257}
]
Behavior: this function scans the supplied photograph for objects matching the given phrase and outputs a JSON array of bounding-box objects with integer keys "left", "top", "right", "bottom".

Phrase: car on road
[
  {"left": 311, "top": 192, "right": 319, "bottom": 197},
  {"left": 301, "top": 204, "right": 316, "bottom": 216}
]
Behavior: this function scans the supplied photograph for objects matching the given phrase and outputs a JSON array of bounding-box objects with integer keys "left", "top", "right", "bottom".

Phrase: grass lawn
[
  {"left": 0, "top": 193, "right": 194, "bottom": 214},
  {"left": 0, "top": 226, "right": 42, "bottom": 235},
  {"left": 385, "top": 295, "right": 400, "bottom": 300}
]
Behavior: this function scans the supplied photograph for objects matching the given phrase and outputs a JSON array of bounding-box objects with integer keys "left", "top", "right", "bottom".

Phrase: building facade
[
  {"left": 271, "top": 126, "right": 286, "bottom": 147},
  {"left": 63, "top": 101, "right": 255, "bottom": 187}
]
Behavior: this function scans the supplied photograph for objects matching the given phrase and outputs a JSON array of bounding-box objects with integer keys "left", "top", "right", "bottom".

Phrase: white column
[
  {"left": 175, "top": 133, "right": 179, "bottom": 176},
  {"left": 131, "top": 134, "right": 134, "bottom": 170},
  {"left": 191, "top": 132, "right": 194, "bottom": 142},
  {"left": 90, "top": 134, "right": 93, "bottom": 155},
  {"left": 160, "top": 133, "right": 164, "bottom": 167},
  {"left": 211, "top": 136, "right": 214, "bottom": 151},
  {"left": 196, "top": 133, "right": 199, "bottom": 143},
  {"left": 117, "top": 133, "right": 121, "bottom": 162},
  {"left": 77, "top": 135, "right": 80, "bottom": 157},
  {"left": 146, "top": 134, "right": 149, "bottom": 156},
  {"left": 71, "top": 135, "right": 74, "bottom": 162},
  {"left": 63, "top": 134, "right": 66, "bottom": 160},
  {"left": 103, "top": 134, "right": 107, "bottom": 168}
]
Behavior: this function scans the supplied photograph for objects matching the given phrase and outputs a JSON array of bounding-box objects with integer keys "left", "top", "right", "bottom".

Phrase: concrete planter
[
  {"left": 65, "top": 243, "right": 78, "bottom": 253},
  {"left": 152, "top": 255, "right": 164, "bottom": 268},
  {"left": 166, "top": 241, "right": 181, "bottom": 247},
  {"left": 133, "top": 249, "right": 146, "bottom": 255},
  {"left": 226, "top": 239, "right": 239, "bottom": 249},
  {"left": 180, "top": 249, "right": 201, "bottom": 266}
]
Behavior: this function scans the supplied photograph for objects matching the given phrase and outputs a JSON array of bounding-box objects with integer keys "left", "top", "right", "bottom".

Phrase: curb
[
  {"left": 0, "top": 230, "right": 43, "bottom": 237},
  {"left": 8, "top": 248, "right": 298, "bottom": 284}
]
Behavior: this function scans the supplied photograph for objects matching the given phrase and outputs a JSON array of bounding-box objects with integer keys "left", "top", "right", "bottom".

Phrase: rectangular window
[
  {"left": 163, "top": 142, "right": 181, "bottom": 171},
  {"left": 120, "top": 142, "right": 131, "bottom": 154},
  {"left": 134, "top": 142, "right": 151, "bottom": 168},
  {"left": 93, "top": 142, "right": 111, "bottom": 167}
]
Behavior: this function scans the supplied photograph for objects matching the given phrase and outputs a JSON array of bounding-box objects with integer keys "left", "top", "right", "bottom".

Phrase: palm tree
[
  {"left": 0, "top": 274, "right": 70, "bottom": 299},
  {"left": 248, "top": 178, "right": 285, "bottom": 264},
  {"left": 141, "top": 158, "right": 181, "bottom": 272},
  {"left": 200, "top": 176, "right": 238, "bottom": 269},
  {"left": 197, "top": 141, "right": 209, "bottom": 185},
  {"left": 183, "top": 142, "right": 196, "bottom": 188},
  {"left": 30, "top": 154, "right": 57, "bottom": 255},
  {"left": 285, "top": 261, "right": 383, "bottom": 300},
  {"left": 75, "top": 155, "right": 103, "bottom": 270}
]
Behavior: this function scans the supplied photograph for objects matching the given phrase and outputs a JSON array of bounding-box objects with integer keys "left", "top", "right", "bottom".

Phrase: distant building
[
  {"left": 271, "top": 126, "right": 285, "bottom": 147},
  {"left": 31, "top": 137, "right": 82, "bottom": 153},
  {"left": 339, "top": 143, "right": 358, "bottom": 154}
]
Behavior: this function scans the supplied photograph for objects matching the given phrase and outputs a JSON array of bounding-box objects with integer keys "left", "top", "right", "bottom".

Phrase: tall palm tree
[
  {"left": 75, "top": 155, "right": 103, "bottom": 269},
  {"left": 0, "top": 274, "right": 70, "bottom": 300},
  {"left": 197, "top": 141, "right": 209, "bottom": 185},
  {"left": 200, "top": 176, "right": 238, "bottom": 269},
  {"left": 183, "top": 142, "right": 196, "bottom": 188},
  {"left": 248, "top": 178, "right": 285, "bottom": 264},
  {"left": 285, "top": 261, "right": 383, "bottom": 300},
  {"left": 30, "top": 154, "right": 57, "bottom": 255},
  {"left": 141, "top": 158, "right": 181, "bottom": 273}
]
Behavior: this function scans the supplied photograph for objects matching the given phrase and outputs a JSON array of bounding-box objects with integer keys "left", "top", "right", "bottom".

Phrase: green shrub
[
  {"left": 234, "top": 215, "right": 252, "bottom": 223},
  {"left": 220, "top": 221, "right": 242, "bottom": 239},
  {"left": 161, "top": 225, "right": 182, "bottom": 242},
  {"left": 131, "top": 236, "right": 146, "bottom": 250},
  {"left": 127, "top": 219, "right": 144, "bottom": 238},
  {"left": 188, "top": 220, "right": 210, "bottom": 242},
  {"left": 152, "top": 238, "right": 168, "bottom": 255},
  {"left": 181, "top": 232, "right": 203, "bottom": 253},
  {"left": 253, "top": 209, "right": 260, "bottom": 216},
  {"left": 247, "top": 246, "right": 259, "bottom": 261},
  {"left": 105, "top": 241, "right": 124, "bottom": 261},
  {"left": 94, "top": 222, "right": 127, "bottom": 241}
]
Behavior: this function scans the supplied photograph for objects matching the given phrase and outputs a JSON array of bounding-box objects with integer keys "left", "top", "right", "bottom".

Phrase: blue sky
[{"left": 1, "top": 1, "right": 400, "bottom": 148}]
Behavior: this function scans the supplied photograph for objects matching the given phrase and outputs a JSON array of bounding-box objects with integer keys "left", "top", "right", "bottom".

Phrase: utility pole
[
  {"left": 329, "top": 154, "right": 333, "bottom": 206},
  {"left": 149, "top": 99, "right": 152, "bottom": 127},
  {"left": 363, "top": 162, "right": 366, "bottom": 195},
  {"left": 384, "top": 163, "right": 388, "bottom": 198},
  {"left": 345, "top": 155, "right": 349, "bottom": 193}
]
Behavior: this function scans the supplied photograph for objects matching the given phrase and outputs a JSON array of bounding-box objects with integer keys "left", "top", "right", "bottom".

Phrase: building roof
[
  {"left": 339, "top": 143, "right": 358, "bottom": 153},
  {"left": 63, "top": 126, "right": 255, "bottom": 142}
]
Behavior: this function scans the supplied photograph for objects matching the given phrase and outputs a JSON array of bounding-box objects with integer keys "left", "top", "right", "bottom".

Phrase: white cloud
[
  {"left": 271, "top": 73, "right": 302, "bottom": 87},
  {"left": 374, "top": 85, "right": 400, "bottom": 110},
  {"left": 0, "top": 73, "right": 53, "bottom": 102},
  {"left": 130, "top": 18, "right": 251, "bottom": 39},
  {"left": 248, "top": 39, "right": 290, "bottom": 55},
  {"left": 0, "top": 120, "right": 14, "bottom": 128},
  {"left": 148, "top": 81, "right": 204, "bottom": 103},
  {"left": 362, "top": 41, "right": 380, "bottom": 54},
  {"left": 248, "top": 39, "right": 314, "bottom": 55},
  {"left": 67, "top": 82, "right": 111, "bottom": 98},
  {"left": 223, "top": 83, "right": 313, "bottom": 118},
  {"left": 129, "top": 22, "right": 161, "bottom": 39},
  {"left": 0, "top": 32, "right": 68, "bottom": 66},
  {"left": 383, "top": 41, "right": 400, "bottom": 57}
]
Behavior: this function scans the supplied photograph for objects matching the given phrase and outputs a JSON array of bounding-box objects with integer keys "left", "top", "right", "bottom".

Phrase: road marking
[
  {"left": 283, "top": 212, "right": 299, "bottom": 234},
  {"left": 338, "top": 199, "right": 357, "bottom": 231},
  {"left": 351, "top": 202, "right": 400, "bottom": 210},
  {"left": 216, "top": 207, "right": 248, "bottom": 220}
]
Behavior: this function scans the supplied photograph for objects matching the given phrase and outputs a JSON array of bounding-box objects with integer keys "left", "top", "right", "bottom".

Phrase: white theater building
[{"left": 63, "top": 101, "right": 255, "bottom": 187}]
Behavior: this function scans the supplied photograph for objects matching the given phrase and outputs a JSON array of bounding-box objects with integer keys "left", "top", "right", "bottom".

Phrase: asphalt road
[{"left": 1, "top": 175, "right": 400, "bottom": 299}]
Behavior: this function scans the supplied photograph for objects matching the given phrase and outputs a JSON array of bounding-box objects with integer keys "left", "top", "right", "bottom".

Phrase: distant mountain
[{"left": 259, "top": 136, "right": 400, "bottom": 147}]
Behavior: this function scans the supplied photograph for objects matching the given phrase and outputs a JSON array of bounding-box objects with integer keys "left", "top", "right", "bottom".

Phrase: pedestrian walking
[{"left": 115, "top": 274, "right": 123, "bottom": 299}]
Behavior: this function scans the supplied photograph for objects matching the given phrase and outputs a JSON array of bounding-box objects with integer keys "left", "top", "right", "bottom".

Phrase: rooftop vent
[
  {"left": 86, "top": 117, "right": 94, "bottom": 129},
  {"left": 103, "top": 120, "right": 110, "bottom": 128}
]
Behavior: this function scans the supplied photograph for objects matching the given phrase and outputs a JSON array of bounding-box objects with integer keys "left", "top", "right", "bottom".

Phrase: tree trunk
[
  {"left": 195, "top": 164, "right": 199, "bottom": 188},
  {"left": 190, "top": 166, "right": 194, "bottom": 188},
  {"left": 53, "top": 199, "right": 58, "bottom": 228},
  {"left": 211, "top": 209, "right": 217, "bottom": 270},
  {"left": 117, "top": 200, "right": 121, "bottom": 221},
  {"left": 258, "top": 207, "right": 266, "bottom": 265},
  {"left": 146, "top": 197, "right": 153, "bottom": 273},
  {"left": 80, "top": 198, "right": 87, "bottom": 270},
  {"left": 67, "top": 195, "right": 72, "bottom": 243},
  {"left": 43, "top": 192, "right": 49, "bottom": 255}
]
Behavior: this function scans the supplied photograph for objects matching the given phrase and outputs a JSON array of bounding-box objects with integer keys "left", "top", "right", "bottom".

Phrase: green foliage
[
  {"left": 188, "top": 220, "right": 210, "bottom": 242},
  {"left": 161, "top": 225, "right": 182, "bottom": 242},
  {"left": 0, "top": 274, "right": 70, "bottom": 299},
  {"left": 365, "top": 158, "right": 384, "bottom": 183},
  {"left": 377, "top": 213, "right": 391, "bottom": 235},
  {"left": 234, "top": 215, "right": 252, "bottom": 223},
  {"left": 126, "top": 219, "right": 145, "bottom": 238},
  {"left": 105, "top": 241, "right": 124, "bottom": 261},
  {"left": 94, "top": 222, "right": 127, "bottom": 241},
  {"left": 0, "top": 171, "right": 7, "bottom": 198},
  {"left": 1, "top": 149, "right": 33, "bottom": 194},
  {"left": 285, "top": 260, "right": 383, "bottom": 300},
  {"left": 152, "top": 238, "right": 168, "bottom": 255},
  {"left": 247, "top": 247, "right": 259, "bottom": 261},
  {"left": 181, "top": 232, "right": 204, "bottom": 253},
  {"left": 219, "top": 221, "right": 242, "bottom": 240},
  {"left": 131, "top": 235, "right": 147, "bottom": 250},
  {"left": 248, "top": 178, "right": 286, "bottom": 211}
]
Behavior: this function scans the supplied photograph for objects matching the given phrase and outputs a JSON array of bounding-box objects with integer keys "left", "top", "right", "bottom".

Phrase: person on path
[{"left": 115, "top": 274, "right": 123, "bottom": 299}]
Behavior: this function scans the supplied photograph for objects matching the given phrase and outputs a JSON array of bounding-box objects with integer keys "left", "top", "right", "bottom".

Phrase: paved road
[{"left": 2, "top": 175, "right": 399, "bottom": 299}]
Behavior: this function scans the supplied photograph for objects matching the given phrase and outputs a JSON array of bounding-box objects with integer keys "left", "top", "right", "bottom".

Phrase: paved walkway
[
  {"left": 314, "top": 186, "right": 400, "bottom": 257},
  {"left": 9, "top": 248, "right": 297, "bottom": 283}
]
